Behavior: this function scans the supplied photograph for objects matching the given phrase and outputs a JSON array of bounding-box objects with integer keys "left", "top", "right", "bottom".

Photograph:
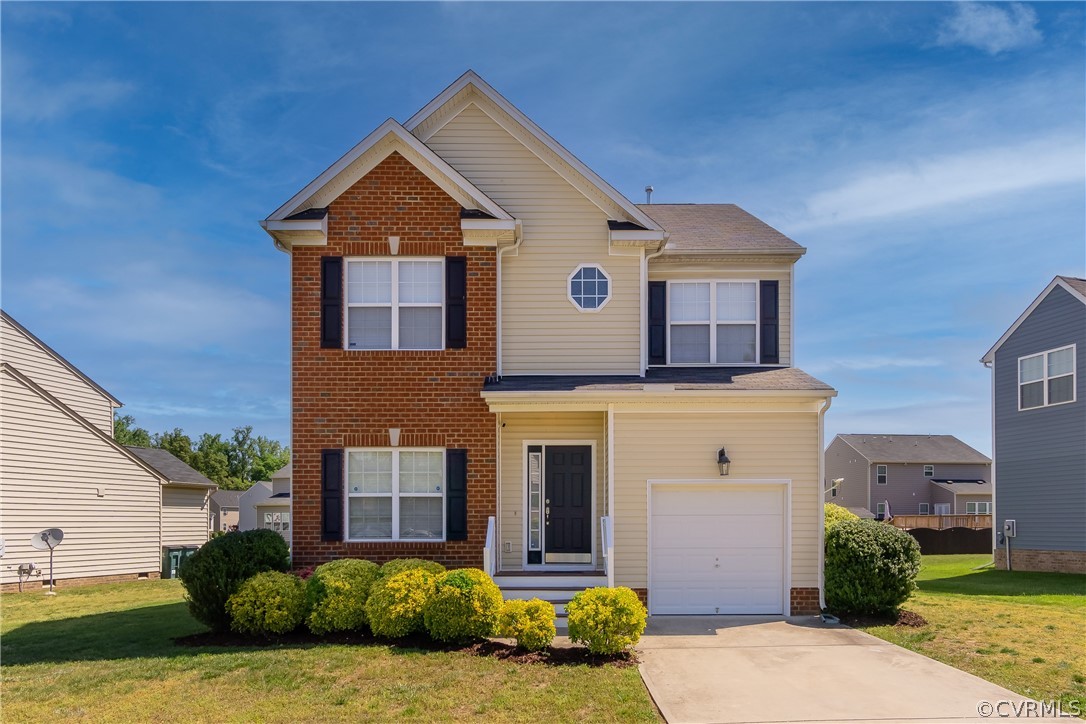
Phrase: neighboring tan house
[
  {"left": 261, "top": 71, "right": 836, "bottom": 616},
  {"left": 825, "top": 434, "right": 992, "bottom": 519},
  {"left": 982, "top": 276, "right": 1086, "bottom": 574},
  {"left": 254, "top": 463, "right": 291, "bottom": 547},
  {"left": 126, "top": 447, "right": 216, "bottom": 546},
  {"left": 0, "top": 311, "right": 215, "bottom": 591},
  {"left": 210, "top": 490, "right": 241, "bottom": 531}
]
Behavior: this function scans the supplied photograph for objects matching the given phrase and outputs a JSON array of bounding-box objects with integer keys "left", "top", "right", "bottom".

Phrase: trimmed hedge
[
  {"left": 824, "top": 502, "right": 859, "bottom": 531},
  {"left": 366, "top": 568, "right": 440, "bottom": 638},
  {"left": 226, "top": 571, "right": 308, "bottom": 636},
  {"left": 566, "top": 587, "right": 647, "bottom": 655},
  {"left": 498, "top": 598, "right": 556, "bottom": 651},
  {"left": 825, "top": 518, "right": 922, "bottom": 616},
  {"left": 423, "top": 568, "right": 503, "bottom": 643},
  {"left": 306, "top": 559, "right": 380, "bottom": 634},
  {"left": 178, "top": 529, "right": 291, "bottom": 632},
  {"left": 378, "top": 558, "right": 446, "bottom": 580}
]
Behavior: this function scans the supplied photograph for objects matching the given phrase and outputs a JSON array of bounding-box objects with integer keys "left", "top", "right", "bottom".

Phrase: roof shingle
[
  {"left": 484, "top": 367, "right": 833, "bottom": 393},
  {"left": 126, "top": 447, "right": 217, "bottom": 487},
  {"left": 837, "top": 435, "right": 990, "bottom": 465},
  {"left": 635, "top": 204, "right": 804, "bottom": 254}
]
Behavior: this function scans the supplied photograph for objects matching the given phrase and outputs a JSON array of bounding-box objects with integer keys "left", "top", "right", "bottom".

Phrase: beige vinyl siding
[
  {"left": 161, "top": 486, "right": 211, "bottom": 547},
  {"left": 649, "top": 263, "right": 793, "bottom": 366},
  {"left": 1, "top": 316, "right": 115, "bottom": 434},
  {"left": 497, "top": 412, "right": 607, "bottom": 571},
  {"left": 427, "top": 104, "right": 641, "bottom": 374},
  {"left": 611, "top": 403, "right": 822, "bottom": 589},
  {"left": 0, "top": 370, "right": 161, "bottom": 586}
]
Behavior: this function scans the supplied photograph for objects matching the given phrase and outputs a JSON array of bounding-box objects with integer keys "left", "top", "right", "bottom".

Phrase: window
[
  {"left": 346, "top": 449, "right": 444, "bottom": 541},
  {"left": 345, "top": 259, "right": 443, "bottom": 350},
  {"left": 876, "top": 502, "right": 886, "bottom": 517},
  {"left": 934, "top": 503, "right": 951, "bottom": 515},
  {"left": 668, "top": 281, "right": 758, "bottom": 364},
  {"left": 1019, "top": 345, "right": 1076, "bottom": 410},
  {"left": 919, "top": 503, "right": 930, "bottom": 515},
  {"left": 876, "top": 465, "right": 888, "bottom": 485},
  {"left": 966, "top": 501, "right": 992, "bottom": 514},
  {"left": 568, "top": 265, "right": 611, "bottom": 311},
  {"left": 831, "top": 484, "right": 838, "bottom": 498},
  {"left": 262, "top": 510, "right": 290, "bottom": 533},
  {"left": 923, "top": 464, "right": 934, "bottom": 477}
]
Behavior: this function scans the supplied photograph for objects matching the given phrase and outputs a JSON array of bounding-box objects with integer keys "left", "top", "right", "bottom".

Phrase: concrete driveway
[{"left": 637, "top": 616, "right": 1063, "bottom": 724}]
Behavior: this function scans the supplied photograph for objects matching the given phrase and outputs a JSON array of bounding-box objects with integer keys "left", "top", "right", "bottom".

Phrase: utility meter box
[{"left": 1003, "top": 519, "right": 1017, "bottom": 538}]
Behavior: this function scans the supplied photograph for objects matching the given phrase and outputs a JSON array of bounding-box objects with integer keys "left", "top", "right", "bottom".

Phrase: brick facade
[
  {"left": 789, "top": 587, "right": 821, "bottom": 615},
  {"left": 291, "top": 151, "right": 496, "bottom": 568},
  {"left": 0, "top": 570, "right": 160, "bottom": 594},
  {"left": 994, "top": 547, "right": 1086, "bottom": 574}
]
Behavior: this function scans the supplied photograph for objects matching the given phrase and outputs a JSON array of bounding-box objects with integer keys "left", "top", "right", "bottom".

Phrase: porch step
[{"left": 495, "top": 573, "right": 607, "bottom": 628}]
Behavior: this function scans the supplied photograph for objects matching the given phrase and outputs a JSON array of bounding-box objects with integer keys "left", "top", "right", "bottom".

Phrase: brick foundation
[
  {"left": 0, "top": 571, "right": 160, "bottom": 594},
  {"left": 631, "top": 587, "right": 648, "bottom": 607},
  {"left": 994, "top": 547, "right": 1086, "bottom": 574},
  {"left": 291, "top": 151, "right": 497, "bottom": 570},
  {"left": 789, "top": 587, "right": 821, "bottom": 615}
]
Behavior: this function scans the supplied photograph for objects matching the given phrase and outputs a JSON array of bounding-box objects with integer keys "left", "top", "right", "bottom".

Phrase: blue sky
[{"left": 2, "top": 2, "right": 1083, "bottom": 454}]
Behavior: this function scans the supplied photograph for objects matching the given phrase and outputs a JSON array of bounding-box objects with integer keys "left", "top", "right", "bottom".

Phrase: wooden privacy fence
[
  {"left": 890, "top": 514, "right": 992, "bottom": 531},
  {"left": 905, "top": 527, "right": 994, "bottom": 555}
]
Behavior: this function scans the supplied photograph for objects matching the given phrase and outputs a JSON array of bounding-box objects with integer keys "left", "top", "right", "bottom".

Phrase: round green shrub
[
  {"left": 226, "top": 571, "right": 308, "bottom": 636},
  {"left": 305, "top": 559, "right": 380, "bottom": 634},
  {"left": 366, "top": 569, "right": 440, "bottom": 638},
  {"left": 178, "top": 529, "right": 291, "bottom": 632},
  {"left": 824, "top": 502, "right": 860, "bottom": 531},
  {"left": 497, "top": 598, "right": 556, "bottom": 651},
  {"left": 423, "top": 568, "right": 503, "bottom": 643},
  {"left": 378, "top": 558, "right": 446, "bottom": 580},
  {"left": 566, "top": 587, "right": 647, "bottom": 655},
  {"left": 825, "top": 518, "right": 922, "bottom": 616}
]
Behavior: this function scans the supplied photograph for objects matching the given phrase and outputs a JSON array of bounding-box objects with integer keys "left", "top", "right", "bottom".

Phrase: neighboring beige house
[
  {"left": 0, "top": 311, "right": 215, "bottom": 591},
  {"left": 238, "top": 481, "right": 272, "bottom": 531},
  {"left": 210, "top": 490, "right": 241, "bottom": 531},
  {"left": 239, "top": 463, "right": 291, "bottom": 546}
]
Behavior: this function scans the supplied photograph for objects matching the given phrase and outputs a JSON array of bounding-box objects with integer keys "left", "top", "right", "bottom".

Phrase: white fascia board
[
  {"left": 404, "top": 71, "right": 662, "bottom": 232},
  {"left": 461, "top": 219, "right": 518, "bottom": 231},
  {"left": 658, "top": 247, "right": 807, "bottom": 259},
  {"left": 260, "top": 218, "right": 326, "bottom": 234},
  {"left": 980, "top": 277, "right": 1086, "bottom": 363},
  {"left": 609, "top": 229, "right": 668, "bottom": 248},
  {"left": 266, "top": 118, "right": 511, "bottom": 222},
  {"left": 481, "top": 388, "right": 838, "bottom": 404}
]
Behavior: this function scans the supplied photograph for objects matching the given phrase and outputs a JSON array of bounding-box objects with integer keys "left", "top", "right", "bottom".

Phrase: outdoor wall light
[{"left": 717, "top": 447, "right": 731, "bottom": 476}]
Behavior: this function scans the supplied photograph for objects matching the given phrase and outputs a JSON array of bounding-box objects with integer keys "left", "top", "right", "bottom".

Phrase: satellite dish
[{"left": 31, "top": 528, "right": 64, "bottom": 595}]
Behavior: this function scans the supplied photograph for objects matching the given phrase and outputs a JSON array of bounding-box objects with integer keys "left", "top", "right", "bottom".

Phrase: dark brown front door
[{"left": 544, "top": 446, "right": 592, "bottom": 564}]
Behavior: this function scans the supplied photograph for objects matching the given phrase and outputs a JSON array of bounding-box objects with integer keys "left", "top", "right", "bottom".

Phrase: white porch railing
[
  {"left": 483, "top": 516, "right": 497, "bottom": 577},
  {"left": 600, "top": 515, "right": 614, "bottom": 588}
]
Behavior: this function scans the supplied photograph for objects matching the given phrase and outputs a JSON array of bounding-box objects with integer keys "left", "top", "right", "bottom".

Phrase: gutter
[
  {"left": 495, "top": 222, "right": 524, "bottom": 376},
  {"left": 817, "top": 395, "right": 833, "bottom": 612},
  {"left": 640, "top": 242, "right": 668, "bottom": 375}
]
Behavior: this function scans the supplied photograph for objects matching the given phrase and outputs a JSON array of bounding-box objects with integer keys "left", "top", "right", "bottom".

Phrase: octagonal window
[{"left": 568, "top": 265, "right": 611, "bottom": 311}]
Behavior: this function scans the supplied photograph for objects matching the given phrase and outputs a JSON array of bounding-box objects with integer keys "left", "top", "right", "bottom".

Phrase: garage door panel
[{"left": 653, "top": 487, "right": 782, "bottom": 516}]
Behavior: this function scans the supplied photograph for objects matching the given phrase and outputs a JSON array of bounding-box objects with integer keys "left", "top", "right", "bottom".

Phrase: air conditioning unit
[{"left": 1003, "top": 519, "right": 1017, "bottom": 538}]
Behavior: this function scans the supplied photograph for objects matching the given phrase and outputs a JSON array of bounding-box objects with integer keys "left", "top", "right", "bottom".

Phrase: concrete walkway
[{"left": 637, "top": 616, "right": 1065, "bottom": 724}]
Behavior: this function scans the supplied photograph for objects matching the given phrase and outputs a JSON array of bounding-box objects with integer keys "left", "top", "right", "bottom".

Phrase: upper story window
[
  {"left": 346, "top": 259, "right": 443, "bottom": 350},
  {"left": 668, "top": 281, "right": 757, "bottom": 364},
  {"left": 346, "top": 448, "right": 445, "bottom": 541},
  {"left": 568, "top": 265, "right": 611, "bottom": 311},
  {"left": 1019, "top": 345, "right": 1075, "bottom": 410},
  {"left": 923, "top": 464, "right": 934, "bottom": 477},
  {"left": 876, "top": 464, "right": 888, "bottom": 485}
]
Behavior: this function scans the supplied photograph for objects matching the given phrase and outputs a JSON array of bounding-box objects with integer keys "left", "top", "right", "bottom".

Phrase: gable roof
[
  {"left": 211, "top": 489, "right": 241, "bottom": 507},
  {"left": 405, "top": 70, "right": 662, "bottom": 232},
  {"left": 930, "top": 479, "right": 992, "bottom": 494},
  {"left": 1, "top": 310, "right": 122, "bottom": 407},
  {"left": 635, "top": 204, "right": 805, "bottom": 255},
  {"left": 981, "top": 276, "right": 1086, "bottom": 363},
  {"left": 836, "top": 434, "right": 991, "bottom": 465},
  {"left": 126, "top": 446, "right": 217, "bottom": 488}
]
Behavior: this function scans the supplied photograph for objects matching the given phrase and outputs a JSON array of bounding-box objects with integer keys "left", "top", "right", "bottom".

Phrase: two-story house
[
  {"left": 825, "top": 434, "right": 991, "bottom": 519},
  {"left": 982, "top": 276, "right": 1086, "bottom": 574},
  {"left": 262, "top": 72, "right": 836, "bottom": 616}
]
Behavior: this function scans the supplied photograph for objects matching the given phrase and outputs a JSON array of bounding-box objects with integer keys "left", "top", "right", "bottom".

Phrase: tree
[
  {"left": 114, "top": 414, "right": 152, "bottom": 447},
  {"left": 191, "top": 433, "right": 231, "bottom": 486},
  {"left": 251, "top": 435, "right": 290, "bottom": 482},
  {"left": 228, "top": 425, "right": 255, "bottom": 481},
  {"left": 152, "top": 428, "right": 194, "bottom": 464}
]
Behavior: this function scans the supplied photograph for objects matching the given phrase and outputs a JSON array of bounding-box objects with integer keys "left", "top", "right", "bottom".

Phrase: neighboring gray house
[
  {"left": 982, "top": 276, "right": 1086, "bottom": 574},
  {"left": 238, "top": 462, "right": 291, "bottom": 547},
  {"left": 209, "top": 490, "right": 241, "bottom": 532},
  {"left": 825, "top": 434, "right": 992, "bottom": 519}
]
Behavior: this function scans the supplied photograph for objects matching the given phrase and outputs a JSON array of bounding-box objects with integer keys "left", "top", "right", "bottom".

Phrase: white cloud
[
  {"left": 937, "top": 3, "right": 1042, "bottom": 54},
  {"left": 792, "top": 134, "right": 1084, "bottom": 231},
  {"left": 806, "top": 356, "right": 944, "bottom": 375},
  {"left": 2, "top": 56, "right": 135, "bottom": 123}
]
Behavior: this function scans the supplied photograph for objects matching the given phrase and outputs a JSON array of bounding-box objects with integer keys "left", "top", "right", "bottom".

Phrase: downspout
[
  {"left": 495, "top": 222, "right": 523, "bottom": 377},
  {"left": 641, "top": 241, "right": 668, "bottom": 375},
  {"left": 817, "top": 396, "right": 833, "bottom": 612},
  {"left": 984, "top": 359, "right": 999, "bottom": 569}
]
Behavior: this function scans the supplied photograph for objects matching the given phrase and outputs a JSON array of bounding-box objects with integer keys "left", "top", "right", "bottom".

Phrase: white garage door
[{"left": 650, "top": 485, "right": 785, "bottom": 615}]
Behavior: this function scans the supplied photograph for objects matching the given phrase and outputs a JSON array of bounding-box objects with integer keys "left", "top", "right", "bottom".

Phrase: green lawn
[
  {"left": 860, "top": 554, "right": 1086, "bottom": 714},
  {"left": 1, "top": 580, "right": 658, "bottom": 722}
]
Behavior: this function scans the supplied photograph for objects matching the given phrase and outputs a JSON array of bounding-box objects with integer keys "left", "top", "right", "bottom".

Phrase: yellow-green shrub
[
  {"left": 423, "top": 568, "right": 503, "bottom": 643},
  {"left": 305, "top": 559, "right": 379, "bottom": 634},
  {"left": 226, "top": 571, "right": 307, "bottom": 636},
  {"left": 566, "top": 587, "right": 647, "bottom": 655},
  {"left": 366, "top": 569, "right": 439, "bottom": 638},
  {"left": 825, "top": 502, "right": 859, "bottom": 530},
  {"left": 378, "top": 558, "right": 446, "bottom": 579},
  {"left": 498, "top": 598, "right": 556, "bottom": 651}
]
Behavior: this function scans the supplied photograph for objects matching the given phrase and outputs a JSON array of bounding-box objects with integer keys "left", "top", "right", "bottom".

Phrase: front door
[{"left": 544, "top": 445, "right": 592, "bottom": 564}]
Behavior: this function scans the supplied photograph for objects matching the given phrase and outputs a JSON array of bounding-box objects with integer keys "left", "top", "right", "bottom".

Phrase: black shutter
[
  {"left": 320, "top": 257, "right": 343, "bottom": 349},
  {"left": 760, "top": 280, "right": 780, "bottom": 365},
  {"left": 320, "top": 449, "right": 343, "bottom": 541},
  {"left": 445, "top": 257, "right": 467, "bottom": 349},
  {"left": 446, "top": 449, "right": 468, "bottom": 541},
  {"left": 648, "top": 281, "right": 667, "bottom": 366}
]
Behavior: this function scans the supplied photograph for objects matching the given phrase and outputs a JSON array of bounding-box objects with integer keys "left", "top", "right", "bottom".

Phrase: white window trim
[
  {"left": 344, "top": 447, "right": 446, "bottom": 542},
  {"left": 923, "top": 464, "right": 934, "bottom": 477},
  {"left": 876, "top": 464, "right": 888, "bottom": 485},
  {"left": 876, "top": 502, "right": 886, "bottom": 516},
  {"left": 919, "top": 503, "right": 930, "bottom": 515},
  {"left": 665, "top": 279, "right": 760, "bottom": 366},
  {"left": 567, "top": 264, "right": 612, "bottom": 313},
  {"left": 344, "top": 257, "right": 445, "bottom": 351},
  {"left": 1017, "top": 344, "right": 1076, "bottom": 411},
  {"left": 966, "top": 501, "right": 992, "bottom": 514},
  {"left": 934, "top": 503, "right": 951, "bottom": 515}
]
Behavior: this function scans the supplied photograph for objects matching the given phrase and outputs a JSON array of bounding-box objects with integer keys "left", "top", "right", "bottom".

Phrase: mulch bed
[
  {"left": 174, "top": 630, "right": 637, "bottom": 667},
  {"left": 837, "top": 609, "right": 928, "bottom": 628}
]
